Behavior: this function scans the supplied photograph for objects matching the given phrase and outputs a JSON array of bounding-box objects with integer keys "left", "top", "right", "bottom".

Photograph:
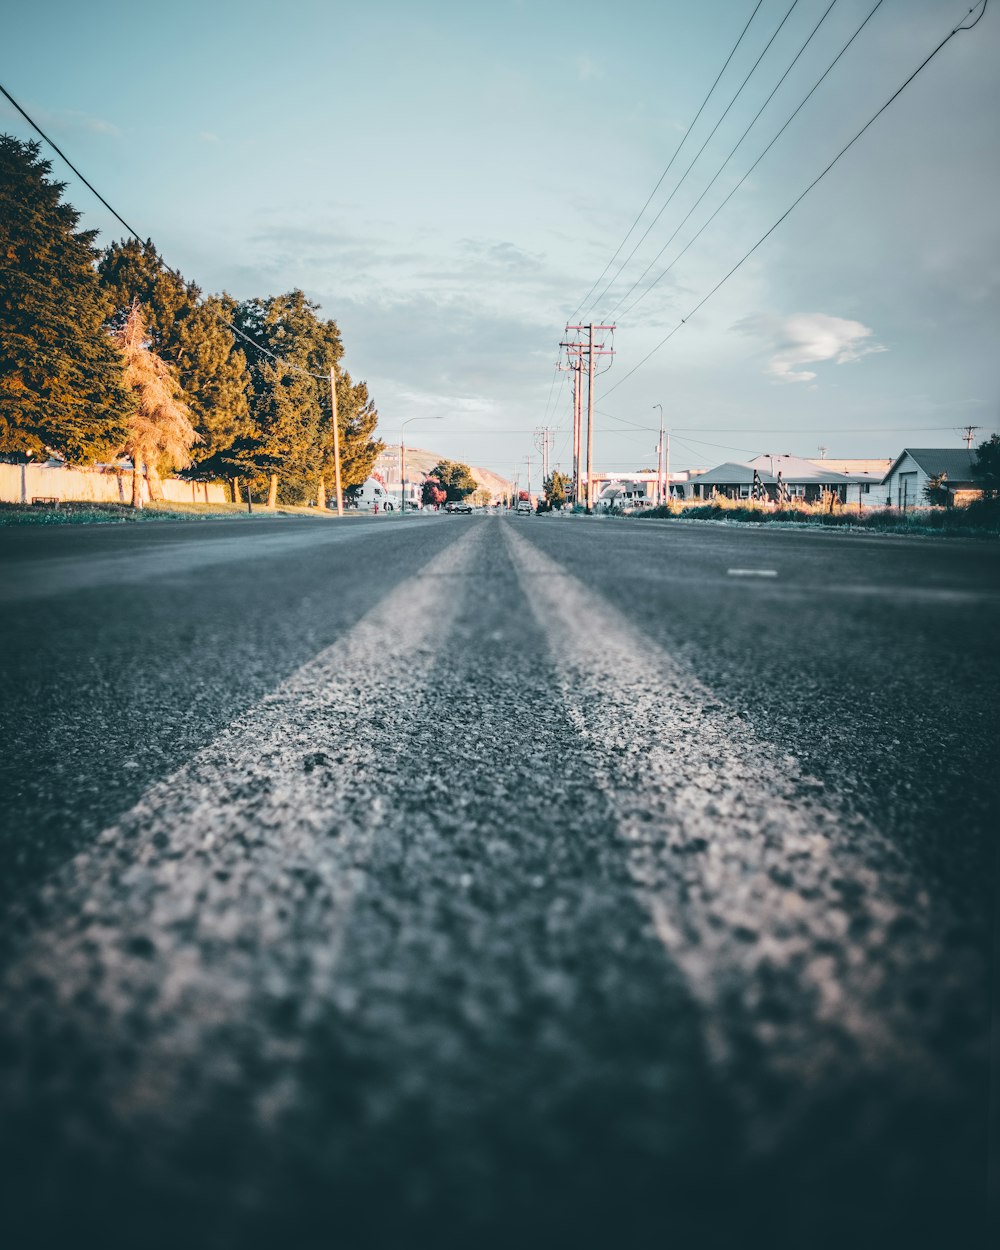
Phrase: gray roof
[
  {"left": 748, "top": 453, "right": 850, "bottom": 484},
  {"left": 695, "top": 461, "right": 777, "bottom": 486},
  {"left": 882, "top": 448, "right": 977, "bottom": 483}
]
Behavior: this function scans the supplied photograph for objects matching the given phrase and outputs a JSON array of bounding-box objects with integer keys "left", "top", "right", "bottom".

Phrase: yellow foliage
[{"left": 112, "top": 300, "right": 200, "bottom": 474}]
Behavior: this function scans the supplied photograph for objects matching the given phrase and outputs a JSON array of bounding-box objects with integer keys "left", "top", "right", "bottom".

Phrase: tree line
[{"left": 0, "top": 135, "right": 382, "bottom": 506}]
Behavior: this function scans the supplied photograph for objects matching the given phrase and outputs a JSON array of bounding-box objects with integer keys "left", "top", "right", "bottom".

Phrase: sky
[{"left": 3, "top": 0, "right": 998, "bottom": 481}]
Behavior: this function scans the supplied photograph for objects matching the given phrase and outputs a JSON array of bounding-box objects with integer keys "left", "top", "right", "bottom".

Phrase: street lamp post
[{"left": 400, "top": 415, "right": 443, "bottom": 516}]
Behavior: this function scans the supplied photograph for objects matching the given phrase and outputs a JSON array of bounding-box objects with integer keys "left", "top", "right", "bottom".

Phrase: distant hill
[{"left": 375, "top": 445, "right": 512, "bottom": 501}]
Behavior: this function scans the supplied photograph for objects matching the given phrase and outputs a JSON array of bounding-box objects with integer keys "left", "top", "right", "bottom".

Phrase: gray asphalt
[{"left": 0, "top": 513, "right": 996, "bottom": 1250}]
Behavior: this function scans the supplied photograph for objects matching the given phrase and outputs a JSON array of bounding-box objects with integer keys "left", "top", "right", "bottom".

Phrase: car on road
[
  {"left": 447, "top": 501, "right": 475, "bottom": 514},
  {"left": 515, "top": 499, "right": 532, "bottom": 515}
]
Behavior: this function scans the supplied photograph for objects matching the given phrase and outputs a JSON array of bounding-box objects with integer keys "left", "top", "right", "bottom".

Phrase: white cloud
[
  {"left": 737, "top": 312, "right": 887, "bottom": 383},
  {"left": 198, "top": 131, "right": 220, "bottom": 143}
]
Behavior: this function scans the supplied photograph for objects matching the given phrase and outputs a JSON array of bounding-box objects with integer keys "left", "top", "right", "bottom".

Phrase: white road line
[
  {"left": 503, "top": 523, "right": 973, "bottom": 1142},
  {"left": 1, "top": 525, "right": 484, "bottom": 1124},
  {"left": 727, "top": 568, "right": 778, "bottom": 577}
]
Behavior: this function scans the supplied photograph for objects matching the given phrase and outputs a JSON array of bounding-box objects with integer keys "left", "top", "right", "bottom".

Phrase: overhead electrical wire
[
  {"left": 607, "top": 0, "right": 844, "bottom": 320},
  {"left": 615, "top": 0, "right": 887, "bottom": 322},
  {"left": 586, "top": 0, "right": 804, "bottom": 318},
  {"left": 566, "top": 0, "right": 766, "bottom": 323},
  {"left": 602, "top": 0, "right": 989, "bottom": 399},
  {"left": 0, "top": 81, "right": 331, "bottom": 383}
]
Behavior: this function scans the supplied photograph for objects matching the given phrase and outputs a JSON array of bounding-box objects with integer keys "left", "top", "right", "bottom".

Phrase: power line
[
  {"left": 616, "top": 0, "right": 887, "bottom": 322},
  {"left": 567, "top": 0, "right": 766, "bottom": 322},
  {"left": 587, "top": 0, "right": 804, "bottom": 317},
  {"left": 608, "top": 0, "right": 844, "bottom": 321},
  {"left": 602, "top": 0, "right": 989, "bottom": 398},
  {"left": 0, "top": 81, "right": 330, "bottom": 383}
]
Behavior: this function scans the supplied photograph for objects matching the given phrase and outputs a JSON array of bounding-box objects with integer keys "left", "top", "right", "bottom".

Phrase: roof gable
[{"left": 882, "top": 448, "right": 976, "bottom": 483}]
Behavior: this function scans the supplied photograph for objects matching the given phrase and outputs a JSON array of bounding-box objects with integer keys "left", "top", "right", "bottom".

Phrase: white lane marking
[
  {"left": 503, "top": 523, "right": 971, "bottom": 1139},
  {"left": 1, "top": 525, "right": 484, "bottom": 1123},
  {"left": 727, "top": 568, "right": 778, "bottom": 577}
]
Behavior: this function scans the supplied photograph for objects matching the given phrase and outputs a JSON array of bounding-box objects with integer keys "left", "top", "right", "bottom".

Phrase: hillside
[{"left": 377, "top": 445, "right": 513, "bottom": 501}]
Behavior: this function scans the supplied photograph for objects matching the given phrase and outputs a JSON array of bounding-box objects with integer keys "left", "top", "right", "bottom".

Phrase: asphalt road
[{"left": 0, "top": 513, "right": 996, "bottom": 1250}]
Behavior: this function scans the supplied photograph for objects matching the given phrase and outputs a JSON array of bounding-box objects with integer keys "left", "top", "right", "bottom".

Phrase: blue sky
[{"left": 3, "top": 0, "right": 998, "bottom": 477}]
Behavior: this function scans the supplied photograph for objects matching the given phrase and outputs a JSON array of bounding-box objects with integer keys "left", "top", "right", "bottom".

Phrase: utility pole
[
  {"left": 533, "top": 427, "right": 554, "bottom": 484},
  {"left": 959, "top": 424, "right": 981, "bottom": 449},
  {"left": 653, "top": 404, "right": 664, "bottom": 506},
  {"left": 524, "top": 455, "right": 532, "bottom": 498},
  {"left": 559, "top": 338, "right": 585, "bottom": 506},
  {"left": 586, "top": 323, "right": 595, "bottom": 511},
  {"left": 329, "top": 368, "right": 344, "bottom": 517},
  {"left": 562, "top": 324, "right": 615, "bottom": 509}
]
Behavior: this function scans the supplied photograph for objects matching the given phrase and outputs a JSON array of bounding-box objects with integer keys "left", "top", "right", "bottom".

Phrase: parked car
[{"left": 515, "top": 499, "right": 532, "bottom": 515}]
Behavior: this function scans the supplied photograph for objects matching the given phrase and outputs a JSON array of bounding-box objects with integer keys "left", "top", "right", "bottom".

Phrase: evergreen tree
[
  {"left": 972, "top": 434, "right": 1000, "bottom": 499},
  {"left": 0, "top": 135, "right": 131, "bottom": 462},
  {"left": 232, "top": 293, "right": 383, "bottom": 508},
  {"left": 233, "top": 292, "right": 323, "bottom": 507},
  {"left": 112, "top": 301, "right": 199, "bottom": 505},
  {"left": 319, "top": 365, "right": 382, "bottom": 507},
  {"left": 99, "top": 240, "right": 251, "bottom": 467},
  {"left": 544, "top": 470, "right": 570, "bottom": 508}
]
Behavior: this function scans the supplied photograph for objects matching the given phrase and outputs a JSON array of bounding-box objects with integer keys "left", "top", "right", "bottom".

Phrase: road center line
[
  {"left": 0, "top": 524, "right": 485, "bottom": 1123},
  {"left": 727, "top": 567, "right": 778, "bottom": 577},
  {"left": 503, "top": 522, "right": 976, "bottom": 1143}
]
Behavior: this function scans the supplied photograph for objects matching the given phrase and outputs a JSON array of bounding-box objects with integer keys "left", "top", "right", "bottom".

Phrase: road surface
[{"left": 0, "top": 513, "right": 996, "bottom": 1249}]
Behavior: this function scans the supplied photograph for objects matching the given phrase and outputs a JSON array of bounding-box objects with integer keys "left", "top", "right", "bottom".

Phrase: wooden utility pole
[
  {"left": 959, "top": 424, "right": 981, "bottom": 449},
  {"left": 329, "top": 367, "right": 344, "bottom": 517},
  {"left": 563, "top": 324, "right": 615, "bottom": 510}
]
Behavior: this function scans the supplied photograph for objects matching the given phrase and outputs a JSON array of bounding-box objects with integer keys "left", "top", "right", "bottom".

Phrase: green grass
[{"left": 0, "top": 500, "right": 360, "bottom": 525}]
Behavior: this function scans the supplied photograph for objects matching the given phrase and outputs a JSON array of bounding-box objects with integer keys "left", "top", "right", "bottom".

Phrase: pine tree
[
  {"left": 233, "top": 292, "right": 323, "bottom": 507},
  {"left": 112, "top": 301, "right": 199, "bottom": 505},
  {"left": 0, "top": 135, "right": 131, "bottom": 462},
  {"left": 99, "top": 240, "right": 251, "bottom": 467},
  {"left": 544, "top": 470, "right": 570, "bottom": 508}
]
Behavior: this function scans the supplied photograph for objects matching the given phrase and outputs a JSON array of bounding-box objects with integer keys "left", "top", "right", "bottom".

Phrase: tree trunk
[
  {"left": 316, "top": 477, "right": 327, "bottom": 510},
  {"left": 267, "top": 474, "right": 278, "bottom": 509},
  {"left": 231, "top": 477, "right": 241, "bottom": 504},
  {"left": 146, "top": 463, "right": 165, "bottom": 501},
  {"left": 131, "top": 461, "right": 144, "bottom": 508}
]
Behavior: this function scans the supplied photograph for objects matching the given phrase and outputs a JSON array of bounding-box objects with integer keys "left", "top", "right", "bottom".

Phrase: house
[
  {"left": 881, "top": 448, "right": 980, "bottom": 509},
  {"left": 590, "top": 469, "right": 697, "bottom": 506},
  {"left": 689, "top": 461, "right": 778, "bottom": 500},
  {"left": 808, "top": 457, "right": 893, "bottom": 509},
  {"left": 595, "top": 479, "right": 655, "bottom": 510},
  {"left": 747, "top": 454, "right": 859, "bottom": 504}
]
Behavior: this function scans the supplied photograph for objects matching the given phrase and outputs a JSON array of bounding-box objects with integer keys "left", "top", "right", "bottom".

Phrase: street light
[{"left": 400, "top": 415, "right": 443, "bottom": 516}]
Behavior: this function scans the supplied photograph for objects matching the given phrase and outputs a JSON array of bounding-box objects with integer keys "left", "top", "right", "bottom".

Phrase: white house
[{"left": 881, "top": 448, "right": 979, "bottom": 509}]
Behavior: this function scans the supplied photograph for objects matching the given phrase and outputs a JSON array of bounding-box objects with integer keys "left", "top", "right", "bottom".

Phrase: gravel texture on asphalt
[{"left": 0, "top": 515, "right": 993, "bottom": 1250}]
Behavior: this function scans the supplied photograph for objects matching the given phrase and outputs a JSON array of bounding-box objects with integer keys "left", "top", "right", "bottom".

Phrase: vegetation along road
[{"left": 0, "top": 512, "right": 996, "bottom": 1250}]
